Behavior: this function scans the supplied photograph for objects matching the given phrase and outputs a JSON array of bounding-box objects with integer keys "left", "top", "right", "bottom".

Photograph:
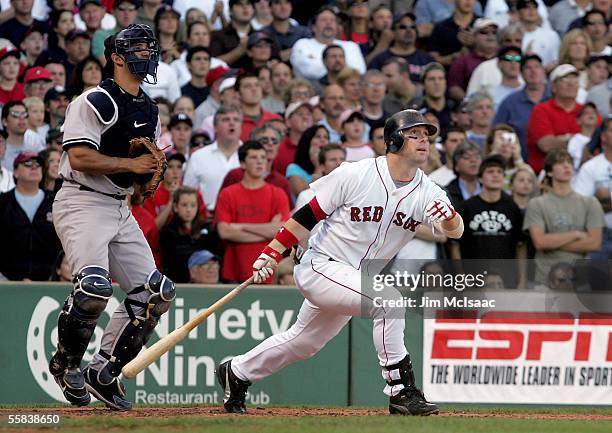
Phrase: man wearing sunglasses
[
  {"left": 368, "top": 12, "right": 434, "bottom": 84},
  {"left": 489, "top": 46, "right": 524, "bottom": 111},
  {"left": 1, "top": 100, "right": 46, "bottom": 171}
]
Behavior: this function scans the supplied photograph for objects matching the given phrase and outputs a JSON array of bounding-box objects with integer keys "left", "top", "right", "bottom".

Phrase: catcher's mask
[
  {"left": 104, "top": 24, "right": 160, "bottom": 84},
  {"left": 384, "top": 109, "right": 438, "bottom": 153}
]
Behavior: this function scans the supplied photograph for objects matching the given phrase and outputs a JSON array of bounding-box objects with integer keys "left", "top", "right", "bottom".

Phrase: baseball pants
[
  {"left": 53, "top": 183, "right": 158, "bottom": 371},
  {"left": 231, "top": 249, "right": 408, "bottom": 396}
]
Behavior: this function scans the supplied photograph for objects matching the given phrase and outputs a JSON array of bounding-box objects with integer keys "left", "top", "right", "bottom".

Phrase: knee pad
[
  {"left": 70, "top": 266, "right": 113, "bottom": 321},
  {"left": 99, "top": 271, "right": 175, "bottom": 376},
  {"left": 57, "top": 266, "right": 112, "bottom": 368}
]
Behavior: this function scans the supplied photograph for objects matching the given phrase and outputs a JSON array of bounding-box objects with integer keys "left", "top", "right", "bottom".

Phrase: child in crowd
[{"left": 339, "top": 109, "right": 375, "bottom": 162}]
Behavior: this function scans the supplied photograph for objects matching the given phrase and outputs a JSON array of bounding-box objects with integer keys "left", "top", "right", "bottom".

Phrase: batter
[{"left": 217, "top": 109, "right": 464, "bottom": 416}]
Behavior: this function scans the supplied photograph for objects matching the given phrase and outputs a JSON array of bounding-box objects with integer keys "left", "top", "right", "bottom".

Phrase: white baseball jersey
[{"left": 308, "top": 156, "right": 449, "bottom": 269}]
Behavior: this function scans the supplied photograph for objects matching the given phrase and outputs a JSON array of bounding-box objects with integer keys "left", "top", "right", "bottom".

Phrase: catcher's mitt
[{"left": 128, "top": 136, "right": 167, "bottom": 197}]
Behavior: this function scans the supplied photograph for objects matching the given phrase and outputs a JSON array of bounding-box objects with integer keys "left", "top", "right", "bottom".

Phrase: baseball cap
[
  {"left": 44, "top": 86, "right": 67, "bottom": 103},
  {"left": 66, "top": 30, "right": 90, "bottom": 42},
  {"left": 284, "top": 101, "right": 312, "bottom": 120},
  {"left": 516, "top": 0, "right": 538, "bottom": 9},
  {"left": 520, "top": 53, "right": 543, "bottom": 68},
  {"left": 22, "top": 24, "right": 45, "bottom": 41},
  {"left": 587, "top": 54, "right": 612, "bottom": 66},
  {"left": 24, "top": 66, "right": 52, "bottom": 83},
  {"left": 206, "top": 66, "right": 230, "bottom": 87},
  {"left": 473, "top": 18, "right": 499, "bottom": 32},
  {"left": 219, "top": 76, "right": 236, "bottom": 93},
  {"left": 247, "top": 31, "right": 274, "bottom": 49},
  {"left": 169, "top": 113, "right": 193, "bottom": 128},
  {"left": 550, "top": 64, "right": 579, "bottom": 82},
  {"left": 392, "top": 12, "right": 417, "bottom": 27},
  {"left": 0, "top": 47, "right": 20, "bottom": 62},
  {"left": 339, "top": 109, "right": 364, "bottom": 126},
  {"left": 13, "top": 151, "right": 43, "bottom": 170},
  {"left": 188, "top": 250, "right": 220, "bottom": 269},
  {"left": 579, "top": 101, "right": 598, "bottom": 116},
  {"left": 191, "top": 129, "right": 212, "bottom": 146},
  {"left": 113, "top": 0, "right": 140, "bottom": 8},
  {"left": 229, "top": 0, "right": 254, "bottom": 7}
]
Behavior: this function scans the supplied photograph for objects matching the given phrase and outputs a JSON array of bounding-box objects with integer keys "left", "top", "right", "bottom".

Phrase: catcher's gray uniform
[{"left": 49, "top": 78, "right": 175, "bottom": 410}]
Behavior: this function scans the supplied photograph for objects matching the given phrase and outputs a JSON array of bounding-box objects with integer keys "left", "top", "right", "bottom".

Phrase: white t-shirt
[
  {"left": 308, "top": 156, "right": 449, "bottom": 269},
  {"left": 567, "top": 133, "right": 590, "bottom": 170},
  {"left": 290, "top": 37, "right": 366, "bottom": 80},
  {"left": 0, "top": 166, "right": 15, "bottom": 193},
  {"left": 183, "top": 141, "right": 240, "bottom": 211},
  {"left": 429, "top": 165, "right": 456, "bottom": 187},
  {"left": 141, "top": 61, "right": 181, "bottom": 104},
  {"left": 344, "top": 144, "right": 376, "bottom": 162},
  {"left": 572, "top": 153, "right": 612, "bottom": 227},
  {"left": 466, "top": 59, "right": 524, "bottom": 97},
  {"left": 2, "top": 130, "right": 46, "bottom": 171},
  {"left": 522, "top": 27, "right": 561, "bottom": 67}
]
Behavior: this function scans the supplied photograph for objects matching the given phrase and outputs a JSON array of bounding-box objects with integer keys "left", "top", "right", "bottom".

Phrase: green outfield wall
[{"left": 0, "top": 283, "right": 422, "bottom": 406}]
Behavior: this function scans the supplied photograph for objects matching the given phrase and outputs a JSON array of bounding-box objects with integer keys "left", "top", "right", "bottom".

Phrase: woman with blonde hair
[{"left": 559, "top": 29, "right": 593, "bottom": 99}]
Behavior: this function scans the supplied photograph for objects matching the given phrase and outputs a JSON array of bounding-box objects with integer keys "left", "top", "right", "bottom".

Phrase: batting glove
[
  {"left": 252, "top": 251, "right": 279, "bottom": 284},
  {"left": 425, "top": 199, "right": 456, "bottom": 224}
]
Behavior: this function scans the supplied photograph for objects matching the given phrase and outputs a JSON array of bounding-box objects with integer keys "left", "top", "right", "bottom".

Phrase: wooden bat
[{"left": 121, "top": 277, "right": 254, "bottom": 379}]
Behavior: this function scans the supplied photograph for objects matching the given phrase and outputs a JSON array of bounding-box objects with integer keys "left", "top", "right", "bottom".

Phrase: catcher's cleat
[
  {"left": 216, "top": 360, "right": 251, "bottom": 413},
  {"left": 389, "top": 386, "right": 439, "bottom": 416},
  {"left": 49, "top": 352, "right": 91, "bottom": 407},
  {"left": 83, "top": 366, "right": 132, "bottom": 411}
]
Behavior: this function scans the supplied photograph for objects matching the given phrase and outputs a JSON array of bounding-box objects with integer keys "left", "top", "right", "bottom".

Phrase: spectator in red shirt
[
  {"left": 273, "top": 100, "right": 314, "bottom": 176},
  {"left": 220, "top": 124, "right": 292, "bottom": 205},
  {"left": 215, "top": 141, "right": 290, "bottom": 283},
  {"left": 0, "top": 48, "right": 26, "bottom": 105},
  {"left": 144, "top": 153, "right": 208, "bottom": 229},
  {"left": 527, "top": 64, "right": 585, "bottom": 174},
  {"left": 237, "top": 72, "right": 281, "bottom": 142}
]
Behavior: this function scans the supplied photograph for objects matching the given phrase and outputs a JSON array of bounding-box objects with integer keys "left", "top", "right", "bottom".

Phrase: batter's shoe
[
  {"left": 83, "top": 366, "right": 132, "bottom": 411},
  {"left": 49, "top": 352, "right": 91, "bottom": 407},
  {"left": 216, "top": 360, "right": 251, "bottom": 413},
  {"left": 389, "top": 386, "right": 439, "bottom": 416}
]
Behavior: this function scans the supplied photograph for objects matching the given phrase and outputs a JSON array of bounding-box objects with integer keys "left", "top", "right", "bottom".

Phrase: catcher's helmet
[
  {"left": 384, "top": 109, "right": 438, "bottom": 153},
  {"left": 104, "top": 24, "right": 160, "bottom": 84}
]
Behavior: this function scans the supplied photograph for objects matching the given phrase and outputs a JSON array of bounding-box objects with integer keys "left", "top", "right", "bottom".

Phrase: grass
[{"left": 1, "top": 405, "right": 611, "bottom": 433}]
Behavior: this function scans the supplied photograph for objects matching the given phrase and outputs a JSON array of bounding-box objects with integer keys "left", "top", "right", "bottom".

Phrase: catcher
[{"left": 49, "top": 24, "right": 174, "bottom": 411}]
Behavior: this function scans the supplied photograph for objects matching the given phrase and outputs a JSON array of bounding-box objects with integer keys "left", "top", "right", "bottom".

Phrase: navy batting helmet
[
  {"left": 383, "top": 109, "right": 438, "bottom": 153},
  {"left": 104, "top": 24, "right": 160, "bottom": 84}
]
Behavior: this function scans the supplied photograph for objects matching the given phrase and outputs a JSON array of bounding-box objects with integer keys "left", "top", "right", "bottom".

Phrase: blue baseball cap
[{"left": 188, "top": 250, "right": 220, "bottom": 268}]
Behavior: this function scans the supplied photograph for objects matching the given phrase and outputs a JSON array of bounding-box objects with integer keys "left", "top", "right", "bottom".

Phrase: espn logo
[{"left": 430, "top": 311, "right": 612, "bottom": 362}]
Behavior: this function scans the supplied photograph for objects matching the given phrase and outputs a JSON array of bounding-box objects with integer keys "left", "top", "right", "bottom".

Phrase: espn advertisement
[{"left": 423, "top": 292, "right": 612, "bottom": 404}]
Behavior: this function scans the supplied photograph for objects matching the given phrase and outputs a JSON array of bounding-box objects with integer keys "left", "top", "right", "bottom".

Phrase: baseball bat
[{"left": 121, "top": 276, "right": 254, "bottom": 379}]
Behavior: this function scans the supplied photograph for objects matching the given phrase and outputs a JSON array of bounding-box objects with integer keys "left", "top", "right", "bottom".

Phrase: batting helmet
[
  {"left": 104, "top": 24, "right": 160, "bottom": 85},
  {"left": 384, "top": 109, "right": 438, "bottom": 153}
]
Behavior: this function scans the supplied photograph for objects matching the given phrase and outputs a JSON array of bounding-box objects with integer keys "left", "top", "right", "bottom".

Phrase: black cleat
[
  {"left": 216, "top": 360, "right": 251, "bottom": 413},
  {"left": 83, "top": 366, "right": 132, "bottom": 411},
  {"left": 389, "top": 386, "right": 439, "bottom": 416},
  {"left": 49, "top": 352, "right": 91, "bottom": 407}
]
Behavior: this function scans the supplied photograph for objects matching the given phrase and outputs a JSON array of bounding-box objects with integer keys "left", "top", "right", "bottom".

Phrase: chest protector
[{"left": 88, "top": 79, "right": 159, "bottom": 188}]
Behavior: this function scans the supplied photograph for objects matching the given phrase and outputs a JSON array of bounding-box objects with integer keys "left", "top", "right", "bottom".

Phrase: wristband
[
  {"left": 274, "top": 227, "right": 300, "bottom": 249},
  {"left": 262, "top": 245, "right": 283, "bottom": 262}
]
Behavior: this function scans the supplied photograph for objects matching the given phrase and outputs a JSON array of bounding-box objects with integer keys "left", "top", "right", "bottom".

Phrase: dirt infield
[{"left": 2, "top": 406, "right": 611, "bottom": 421}]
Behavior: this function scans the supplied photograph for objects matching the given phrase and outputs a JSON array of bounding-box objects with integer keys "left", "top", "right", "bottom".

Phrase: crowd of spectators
[{"left": 0, "top": 0, "right": 610, "bottom": 289}]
